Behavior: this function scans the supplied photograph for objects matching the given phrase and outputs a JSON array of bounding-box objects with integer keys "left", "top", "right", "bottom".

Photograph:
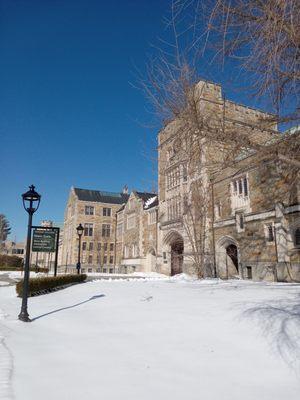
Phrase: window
[
  {"left": 214, "top": 202, "right": 221, "bottom": 220},
  {"left": 231, "top": 176, "right": 250, "bottom": 213},
  {"left": 12, "top": 249, "right": 24, "bottom": 255},
  {"left": 166, "top": 166, "right": 180, "bottom": 189},
  {"left": 82, "top": 242, "right": 87, "bottom": 251},
  {"left": 104, "top": 243, "right": 108, "bottom": 251},
  {"left": 236, "top": 213, "right": 245, "bottom": 232},
  {"left": 109, "top": 255, "right": 114, "bottom": 264},
  {"left": 84, "top": 223, "right": 93, "bottom": 236},
  {"left": 103, "top": 207, "right": 111, "bottom": 217},
  {"left": 103, "top": 268, "right": 107, "bottom": 273},
  {"left": 103, "top": 256, "right": 107, "bottom": 264},
  {"left": 243, "top": 177, "right": 248, "bottom": 197},
  {"left": 88, "top": 268, "right": 92, "bottom": 273},
  {"left": 89, "top": 242, "right": 93, "bottom": 251},
  {"left": 232, "top": 176, "right": 249, "bottom": 198},
  {"left": 167, "top": 195, "right": 181, "bottom": 221},
  {"left": 124, "top": 245, "right": 129, "bottom": 258},
  {"left": 97, "top": 242, "right": 101, "bottom": 251},
  {"left": 110, "top": 243, "right": 114, "bottom": 251},
  {"left": 266, "top": 224, "right": 274, "bottom": 242},
  {"left": 127, "top": 215, "right": 136, "bottom": 230},
  {"left": 85, "top": 206, "right": 94, "bottom": 215},
  {"left": 148, "top": 210, "right": 156, "bottom": 224},
  {"left": 295, "top": 228, "right": 300, "bottom": 246},
  {"left": 109, "top": 268, "right": 113, "bottom": 274},
  {"left": 102, "top": 224, "right": 110, "bottom": 237},
  {"left": 132, "top": 243, "right": 138, "bottom": 257},
  {"left": 88, "top": 255, "right": 93, "bottom": 264},
  {"left": 239, "top": 214, "right": 244, "bottom": 230}
]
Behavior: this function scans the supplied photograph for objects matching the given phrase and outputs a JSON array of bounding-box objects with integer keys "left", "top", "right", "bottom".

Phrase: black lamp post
[
  {"left": 76, "top": 223, "right": 84, "bottom": 274},
  {"left": 19, "top": 185, "right": 41, "bottom": 322}
]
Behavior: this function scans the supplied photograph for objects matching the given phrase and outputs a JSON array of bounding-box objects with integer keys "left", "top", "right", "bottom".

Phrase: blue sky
[{"left": 0, "top": 0, "right": 280, "bottom": 241}]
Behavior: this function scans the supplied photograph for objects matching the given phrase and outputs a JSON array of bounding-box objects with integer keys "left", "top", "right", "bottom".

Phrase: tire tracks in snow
[{"left": 0, "top": 307, "right": 14, "bottom": 400}]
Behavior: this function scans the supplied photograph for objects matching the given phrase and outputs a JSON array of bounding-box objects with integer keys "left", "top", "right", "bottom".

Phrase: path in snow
[{"left": 0, "top": 278, "right": 300, "bottom": 400}]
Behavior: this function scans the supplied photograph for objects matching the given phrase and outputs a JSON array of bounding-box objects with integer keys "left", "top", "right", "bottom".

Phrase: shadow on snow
[{"left": 32, "top": 294, "right": 105, "bottom": 321}]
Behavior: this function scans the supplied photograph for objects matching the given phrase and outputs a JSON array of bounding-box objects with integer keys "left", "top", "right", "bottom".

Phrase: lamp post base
[{"left": 18, "top": 311, "right": 31, "bottom": 322}]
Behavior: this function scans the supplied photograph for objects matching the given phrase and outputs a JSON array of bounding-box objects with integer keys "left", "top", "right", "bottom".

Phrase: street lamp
[
  {"left": 19, "top": 185, "right": 41, "bottom": 322},
  {"left": 76, "top": 223, "right": 84, "bottom": 274}
]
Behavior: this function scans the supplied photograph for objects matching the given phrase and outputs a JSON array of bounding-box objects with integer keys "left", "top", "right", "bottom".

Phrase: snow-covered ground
[{"left": 0, "top": 277, "right": 300, "bottom": 400}]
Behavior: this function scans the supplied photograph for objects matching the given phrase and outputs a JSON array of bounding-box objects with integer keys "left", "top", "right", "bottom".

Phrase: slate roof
[{"left": 74, "top": 188, "right": 129, "bottom": 205}]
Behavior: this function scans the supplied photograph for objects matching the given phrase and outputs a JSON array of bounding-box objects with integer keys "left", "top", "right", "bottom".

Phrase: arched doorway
[
  {"left": 171, "top": 240, "right": 184, "bottom": 276},
  {"left": 163, "top": 230, "right": 184, "bottom": 276},
  {"left": 216, "top": 237, "right": 240, "bottom": 278},
  {"left": 226, "top": 244, "right": 239, "bottom": 275}
]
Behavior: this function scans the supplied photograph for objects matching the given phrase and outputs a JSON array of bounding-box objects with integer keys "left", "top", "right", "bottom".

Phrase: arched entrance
[
  {"left": 163, "top": 231, "right": 184, "bottom": 276},
  {"left": 216, "top": 237, "right": 240, "bottom": 278},
  {"left": 171, "top": 240, "right": 184, "bottom": 276},
  {"left": 226, "top": 244, "right": 239, "bottom": 275}
]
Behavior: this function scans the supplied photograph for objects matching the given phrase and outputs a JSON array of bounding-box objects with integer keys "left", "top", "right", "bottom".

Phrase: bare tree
[
  {"left": 139, "top": 0, "right": 299, "bottom": 277},
  {"left": 0, "top": 214, "right": 11, "bottom": 250},
  {"left": 178, "top": 0, "right": 300, "bottom": 123}
]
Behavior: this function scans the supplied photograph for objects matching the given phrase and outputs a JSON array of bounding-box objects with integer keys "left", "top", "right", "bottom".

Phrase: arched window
[{"left": 295, "top": 228, "right": 300, "bottom": 246}]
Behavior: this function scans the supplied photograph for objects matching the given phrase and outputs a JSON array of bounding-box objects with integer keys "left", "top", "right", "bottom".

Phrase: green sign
[{"left": 32, "top": 230, "right": 56, "bottom": 252}]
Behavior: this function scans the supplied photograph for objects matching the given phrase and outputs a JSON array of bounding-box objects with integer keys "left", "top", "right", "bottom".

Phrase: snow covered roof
[{"left": 143, "top": 195, "right": 158, "bottom": 210}]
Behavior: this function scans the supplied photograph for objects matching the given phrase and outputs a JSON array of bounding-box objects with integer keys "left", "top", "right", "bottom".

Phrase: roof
[
  {"left": 74, "top": 188, "right": 129, "bottom": 205},
  {"left": 144, "top": 195, "right": 158, "bottom": 210},
  {"left": 135, "top": 191, "right": 157, "bottom": 202}
]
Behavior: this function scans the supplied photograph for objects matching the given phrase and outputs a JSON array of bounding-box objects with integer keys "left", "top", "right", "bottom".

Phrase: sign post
[{"left": 31, "top": 227, "right": 60, "bottom": 276}]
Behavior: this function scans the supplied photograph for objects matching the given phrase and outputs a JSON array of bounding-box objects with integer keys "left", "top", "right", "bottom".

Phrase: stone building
[
  {"left": 1, "top": 240, "right": 25, "bottom": 260},
  {"left": 212, "top": 146, "right": 300, "bottom": 281},
  {"left": 60, "top": 79, "right": 299, "bottom": 282},
  {"left": 61, "top": 187, "right": 129, "bottom": 273},
  {"left": 155, "top": 79, "right": 300, "bottom": 281},
  {"left": 116, "top": 191, "right": 158, "bottom": 273}
]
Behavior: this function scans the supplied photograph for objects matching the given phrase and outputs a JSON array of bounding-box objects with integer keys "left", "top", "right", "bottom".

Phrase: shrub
[
  {"left": 16, "top": 274, "right": 87, "bottom": 297},
  {"left": 0, "top": 254, "right": 23, "bottom": 268}
]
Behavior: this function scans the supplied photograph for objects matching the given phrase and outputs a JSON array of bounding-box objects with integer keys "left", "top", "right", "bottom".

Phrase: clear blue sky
[{"left": 0, "top": 0, "right": 277, "bottom": 241}]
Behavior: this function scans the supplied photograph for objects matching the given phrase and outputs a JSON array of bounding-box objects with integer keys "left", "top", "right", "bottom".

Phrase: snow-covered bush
[{"left": 16, "top": 274, "right": 87, "bottom": 297}]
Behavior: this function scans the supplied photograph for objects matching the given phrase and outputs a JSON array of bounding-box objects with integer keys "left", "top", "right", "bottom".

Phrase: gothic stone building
[
  {"left": 116, "top": 191, "right": 158, "bottom": 273},
  {"left": 61, "top": 187, "right": 129, "bottom": 273},
  {"left": 155, "top": 80, "right": 300, "bottom": 281}
]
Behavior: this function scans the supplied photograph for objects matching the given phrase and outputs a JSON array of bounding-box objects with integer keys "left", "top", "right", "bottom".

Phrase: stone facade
[
  {"left": 116, "top": 191, "right": 158, "bottom": 273},
  {"left": 61, "top": 187, "right": 129, "bottom": 273},
  {"left": 213, "top": 154, "right": 300, "bottom": 282},
  {"left": 155, "top": 80, "right": 300, "bottom": 281}
]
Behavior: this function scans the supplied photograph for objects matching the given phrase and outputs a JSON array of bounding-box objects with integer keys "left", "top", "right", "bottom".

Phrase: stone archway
[
  {"left": 163, "top": 231, "right": 184, "bottom": 276},
  {"left": 216, "top": 236, "right": 240, "bottom": 278}
]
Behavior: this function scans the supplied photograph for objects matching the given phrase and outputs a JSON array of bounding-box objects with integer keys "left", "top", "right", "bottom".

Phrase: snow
[
  {"left": 0, "top": 278, "right": 300, "bottom": 399},
  {"left": 144, "top": 195, "right": 157, "bottom": 209}
]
